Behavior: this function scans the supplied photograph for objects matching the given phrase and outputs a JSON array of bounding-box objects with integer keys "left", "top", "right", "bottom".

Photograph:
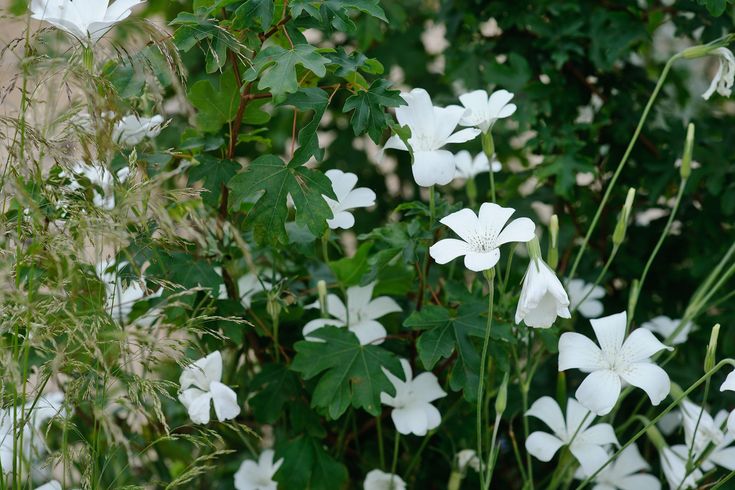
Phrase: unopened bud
[
  {"left": 680, "top": 123, "right": 695, "bottom": 180},
  {"left": 482, "top": 131, "right": 495, "bottom": 159},
  {"left": 548, "top": 215, "right": 559, "bottom": 269},
  {"left": 613, "top": 188, "right": 636, "bottom": 246},
  {"left": 266, "top": 292, "right": 281, "bottom": 320},
  {"left": 495, "top": 372, "right": 509, "bottom": 416},
  {"left": 317, "top": 280, "right": 328, "bottom": 317},
  {"left": 681, "top": 44, "right": 714, "bottom": 59},
  {"left": 627, "top": 279, "right": 640, "bottom": 321},
  {"left": 705, "top": 323, "right": 721, "bottom": 372}
]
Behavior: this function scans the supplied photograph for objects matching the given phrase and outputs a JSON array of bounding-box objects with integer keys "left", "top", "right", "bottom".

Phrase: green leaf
[
  {"left": 227, "top": 154, "right": 334, "bottom": 245},
  {"left": 276, "top": 436, "right": 348, "bottom": 490},
  {"left": 343, "top": 79, "right": 404, "bottom": 143},
  {"left": 243, "top": 44, "right": 330, "bottom": 97},
  {"left": 284, "top": 88, "right": 329, "bottom": 165},
  {"left": 171, "top": 12, "right": 243, "bottom": 72},
  {"left": 330, "top": 242, "right": 372, "bottom": 286},
  {"left": 291, "top": 326, "right": 401, "bottom": 418},
  {"left": 290, "top": 0, "right": 387, "bottom": 31},
  {"left": 699, "top": 0, "right": 732, "bottom": 15},
  {"left": 249, "top": 363, "right": 300, "bottom": 424},
  {"left": 232, "top": 0, "right": 274, "bottom": 30},
  {"left": 187, "top": 70, "right": 239, "bottom": 132},
  {"left": 187, "top": 155, "right": 239, "bottom": 207}
]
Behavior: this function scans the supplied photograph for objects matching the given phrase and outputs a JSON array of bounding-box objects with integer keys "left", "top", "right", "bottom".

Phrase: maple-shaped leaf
[
  {"left": 243, "top": 44, "right": 330, "bottom": 97},
  {"left": 343, "top": 79, "right": 404, "bottom": 143}
]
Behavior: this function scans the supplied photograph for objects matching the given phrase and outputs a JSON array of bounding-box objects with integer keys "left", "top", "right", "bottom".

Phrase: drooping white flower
[
  {"left": 455, "top": 449, "right": 481, "bottom": 473},
  {"left": 703, "top": 47, "right": 735, "bottom": 100},
  {"left": 96, "top": 260, "right": 162, "bottom": 324},
  {"left": 62, "top": 161, "right": 129, "bottom": 210},
  {"left": 234, "top": 449, "right": 283, "bottom": 490},
  {"left": 380, "top": 359, "right": 447, "bottom": 436},
  {"left": 30, "top": 0, "right": 145, "bottom": 44},
  {"left": 453, "top": 150, "right": 501, "bottom": 181},
  {"left": 660, "top": 445, "right": 702, "bottom": 490},
  {"left": 178, "top": 351, "right": 240, "bottom": 425},
  {"left": 363, "top": 469, "right": 407, "bottom": 490},
  {"left": 720, "top": 370, "right": 735, "bottom": 432},
  {"left": 566, "top": 278, "right": 605, "bottom": 318},
  {"left": 383, "top": 88, "right": 480, "bottom": 187},
  {"left": 429, "top": 202, "right": 535, "bottom": 272},
  {"left": 641, "top": 316, "right": 693, "bottom": 346},
  {"left": 573, "top": 444, "right": 660, "bottom": 490},
  {"left": 457, "top": 89, "right": 517, "bottom": 133},
  {"left": 558, "top": 311, "right": 672, "bottom": 416},
  {"left": 323, "top": 169, "right": 376, "bottom": 230},
  {"left": 680, "top": 399, "right": 735, "bottom": 471},
  {"left": 525, "top": 396, "right": 618, "bottom": 475},
  {"left": 302, "top": 282, "right": 401, "bottom": 345},
  {"left": 515, "top": 256, "right": 571, "bottom": 328},
  {"left": 113, "top": 114, "right": 164, "bottom": 147}
]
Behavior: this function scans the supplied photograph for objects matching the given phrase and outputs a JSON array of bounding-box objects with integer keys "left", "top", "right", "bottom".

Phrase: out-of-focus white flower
[
  {"left": 323, "top": 169, "right": 376, "bottom": 230},
  {"left": 566, "top": 279, "right": 605, "bottom": 318},
  {"left": 720, "top": 370, "right": 735, "bottom": 432},
  {"left": 420, "top": 21, "right": 448, "bottom": 55},
  {"left": 456, "top": 449, "right": 481, "bottom": 473},
  {"left": 302, "top": 282, "right": 400, "bottom": 345},
  {"left": 383, "top": 88, "right": 480, "bottom": 187},
  {"left": 364, "top": 469, "right": 407, "bottom": 490},
  {"left": 216, "top": 269, "right": 275, "bottom": 309},
  {"left": 458, "top": 89, "right": 516, "bottom": 133},
  {"left": 658, "top": 410, "right": 682, "bottom": 436},
  {"left": 558, "top": 311, "right": 672, "bottom": 416},
  {"left": 96, "top": 260, "right": 161, "bottom": 324},
  {"left": 525, "top": 396, "right": 618, "bottom": 475},
  {"left": 380, "top": 359, "right": 447, "bottom": 436},
  {"left": 680, "top": 400, "right": 735, "bottom": 471},
  {"left": 35, "top": 482, "right": 62, "bottom": 490},
  {"left": 515, "top": 256, "right": 571, "bottom": 328},
  {"left": 573, "top": 444, "right": 660, "bottom": 490},
  {"left": 234, "top": 449, "right": 283, "bottom": 490},
  {"left": 703, "top": 47, "right": 735, "bottom": 100},
  {"left": 113, "top": 114, "right": 164, "bottom": 147},
  {"left": 30, "top": 0, "right": 144, "bottom": 44},
  {"left": 641, "top": 316, "right": 693, "bottom": 346},
  {"left": 660, "top": 445, "right": 702, "bottom": 489},
  {"left": 178, "top": 351, "right": 240, "bottom": 425},
  {"left": 62, "top": 161, "right": 129, "bottom": 210},
  {"left": 453, "top": 150, "right": 501, "bottom": 180},
  {"left": 430, "top": 202, "right": 535, "bottom": 272}
]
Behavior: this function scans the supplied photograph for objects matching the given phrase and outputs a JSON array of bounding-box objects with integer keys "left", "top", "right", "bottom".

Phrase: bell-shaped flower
[
  {"left": 30, "top": 0, "right": 144, "bottom": 44},
  {"left": 525, "top": 396, "right": 618, "bottom": 475},
  {"left": 660, "top": 445, "right": 702, "bottom": 490},
  {"left": 364, "top": 469, "right": 407, "bottom": 490},
  {"left": 113, "top": 114, "right": 164, "bottom": 147},
  {"left": 96, "top": 260, "right": 162, "bottom": 324},
  {"left": 453, "top": 150, "right": 501, "bottom": 181},
  {"left": 680, "top": 399, "right": 735, "bottom": 471},
  {"left": 178, "top": 351, "right": 240, "bottom": 425},
  {"left": 383, "top": 88, "right": 480, "bottom": 187},
  {"left": 703, "top": 47, "right": 735, "bottom": 100},
  {"left": 573, "top": 444, "right": 660, "bottom": 490},
  {"left": 458, "top": 89, "right": 517, "bottom": 133},
  {"left": 380, "top": 359, "right": 447, "bottom": 436},
  {"left": 234, "top": 449, "right": 283, "bottom": 490},
  {"left": 641, "top": 316, "right": 693, "bottom": 346},
  {"left": 429, "top": 202, "right": 535, "bottom": 272},
  {"left": 323, "top": 169, "right": 376, "bottom": 230},
  {"left": 558, "top": 311, "right": 672, "bottom": 416},
  {"left": 302, "top": 282, "right": 401, "bottom": 345},
  {"left": 566, "top": 278, "right": 605, "bottom": 318},
  {"left": 515, "top": 255, "right": 571, "bottom": 328},
  {"left": 720, "top": 370, "right": 735, "bottom": 432}
]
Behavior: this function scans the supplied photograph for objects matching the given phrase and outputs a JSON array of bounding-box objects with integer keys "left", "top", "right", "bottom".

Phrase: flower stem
[
  {"left": 390, "top": 431, "right": 401, "bottom": 477},
  {"left": 477, "top": 268, "right": 495, "bottom": 489},
  {"left": 484, "top": 412, "right": 502, "bottom": 489},
  {"left": 377, "top": 416, "right": 385, "bottom": 469},
  {"left": 482, "top": 131, "right": 496, "bottom": 202},
  {"left": 567, "top": 54, "right": 680, "bottom": 282}
]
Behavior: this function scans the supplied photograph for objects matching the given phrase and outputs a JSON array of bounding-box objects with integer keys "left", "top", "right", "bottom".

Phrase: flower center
[
  {"left": 467, "top": 230, "right": 499, "bottom": 253},
  {"left": 409, "top": 134, "right": 435, "bottom": 151}
]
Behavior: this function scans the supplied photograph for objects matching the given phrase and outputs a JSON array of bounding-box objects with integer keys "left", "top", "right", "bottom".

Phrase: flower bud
[
  {"left": 681, "top": 45, "right": 714, "bottom": 59},
  {"left": 705, "top": 323, "right": 720, "bottom": 372},
  {"left": 613, "top": 188, "right": 635, "bottom": 246},
  {"left": 548, "top": 215, "right": 559, "bottom": 269},
  {"left": 482, "top": 131, "right": 495, "bottom": 159},
  {"left": 266, "top": 292, "right": 281, "bottom": 321},
  {"left": 495, "top": 372, "right": 509, "bottom": 416},
  {"left": 680, "top": 123, "right": 695, "bottom": 180},
  {"left": 670, "top": 382, "right": 685, "bottom": 400},
  {"left": 317, "top": 279, "right": 328, "bottom": 317},
  {"left": 627, "top": 279, "right": 640, "bottom": 321}
]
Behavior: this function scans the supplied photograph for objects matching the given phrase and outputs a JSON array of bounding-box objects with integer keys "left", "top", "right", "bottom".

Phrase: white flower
[
  {"left": 525, "top": 396, "right": 618, "bottom": 475},
  {"left": 30, "top": 0, "right": 144, "bottom": 44},
  {"left": 720, "top": 370, "right": 735, "bottom": 432},
  {"left": 566, "top": 279, "right": 605, "bottom": 318},
  {"left": 453, "top": 150, "right": 501, "bottom": 180},
  {"left": 658, "top": 410, "right": 683, "bottom": 436},
  {"left": 558, "top": 311, "right": 672, "bottom": 416},
  {"left": 96, "top": 260, "right": 161, "bottom": 324},
  {"left": 302, "top": 282, "right": 401, "bottom": 345},
  {"left": 234, "top": 449, "right": 283, "bottom": 490},
  {"left": 383, "top": 88, "right": 480, "bottom": 187},
  {"left": 680, "top": 400, "right": 735, "bottom": 471},
  {"left": 323, "top": 169, "right": 376, "bottom": 230},
  {"left": 703, "top": 47, "right": 735, "bottom": 100},
  {"left": 573, "top": 444, "right": 660, "bottom": 490},
  {"left": 63, "top": 161, "right": 128, "bottom": 210},
  {"left": 178, "top": 351, "right": 240, "bottom": 425},
  {"left": 429, "top": 202, "right": 535, "bottom": 272},
  {"left": 458, "top": 89, "right": 517, "bottom": 133},
  {"left": 216, "top": 269, "right": 274, "bottom": 309},
  {"left": 363, "top": 469, "right": 407, "bottom": 490},
  {"left": 113, "top": 114, "right": 164, "bottom": 147},
  {"left": 35, "top": 482, "right": 62, "bottom": 490},
  {"left": 641, "top": 316, "right": 693, "bottom": 346},
  {"left": 456, "top": 449, "right": 481, "bottom": 473},
  {"left": 380, "top": 359, "right": 447, "bottom": 436},
  {"left": 515, "top": 256, "right": 571, "bottom": 328},
  {"left": 660, "top": 445, "right": 702, "bottom": 490}
]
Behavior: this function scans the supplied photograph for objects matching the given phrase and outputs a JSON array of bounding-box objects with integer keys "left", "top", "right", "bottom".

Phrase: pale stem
[{"left": 477, "top": 268, "right": 495, "bottom": 489}]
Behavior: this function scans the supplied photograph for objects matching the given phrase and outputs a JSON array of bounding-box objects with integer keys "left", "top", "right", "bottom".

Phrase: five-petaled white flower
[
  {"left": 703, "top": 47, "right": 735, "bottom": 100},
  {"left": 63, "top": 161, "right": 129, "bottom": 210},
  {"left": 680, "top": 399, "right": 735, "bottom": 472},
  {"left": 641, "top": 316, "right": 693, "bottom": 346},
  {"left": 453, "top": 150, "right": 501, "bottom": 181},
  {"left": 515, "top": 256, "right": 571, "bottom": 328},
  {"left": 383, "top": 88, "right": 480, "bottom": 187},
  {"left": 30, "top": 0, "right": 144, "bottom": 44},
  {"left": 720, "top": 370, "right": 735, "bottom": 432},
  {"left": 302, "top": 282, "right": 401, "bottom": 345},
  {"left": 566, "top": 278, "right": 605, "bottom": 318},
  {"left": 573, "top": 444, "right": 660, "bottom": 490},
  {"left": 234, "top": 449, "right": 283, "bottom": 490},
  {"left": 458, "top": 89, "right": 517, "bottom": 133},
  {"left": 323, "top": 169, "right": 376, "bottom": 230},
  {"left": 429, "top": 202, "right": 536, "bottom": 272},
  {"left": 178, "top": 351, "right": 240, "bottom": 425},
  {"left": 113, "top": 114, "right": 164, "bottom": 147},
  {"left": 525, "top": 396, "right": 618, "bottom": 475},
  {"left": 380, "top": 359, "right": 447, "bottom": 436},
  {"left": 363, "top": 469, "right": 407, "bottom": 490},
  {"left": 660, "top": 445, "right": 702, "bottom": 490},
  {"left": 558, "top": 311, "right": 672, "bottom": 416}
]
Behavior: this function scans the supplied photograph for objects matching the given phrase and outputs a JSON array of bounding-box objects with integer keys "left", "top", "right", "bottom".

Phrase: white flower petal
[
  {"left": 721, "top": 369, "right": 735, "bottom": 392},
  {"left": 463, "top": 250, "right": 500, "bottom": 272},
  {"left": 575, "top": 370, "right": 621, "bottom": 416},
  {"left": 558, "top": 332, "right": 604, "bottom": 372},
  {"left": 569, "top": 442, "right": 609, "bottom": 477},
  {"left": 439, "top": 208, "right": 479, "bottom": 242},
  {"left": 210, "top": 381, "right": 240, "bottom": 422},
  {"left": 496, "top": 217, "right": 536, "bottom": 246},
  {"left": 350, "top": 320, "right": 387, "bottom": 345},
  {"left": 411, "top": 372, "right": 447, "bottom": 403},
  {"left": 618, "top": 362, "right": 670, "bottom": 406},
  {"left": 181, "top": 390, "right": 212, "bottom": 424},
  {"left": 327, "top": 210, "right": 355, "bottom": 229},
  {"left": 590, "top": 312, "right": 627, "bottom": 354},
  {"left": 444, "top": 127, "right": 481, "bottom": 144},
  {"left": 616, "top": 474, "right": 661, "bottom": 490},
  {"left": 366, "top": 297, "right": 402, "bottom": 320},
  {"left": 412, "top": 150, "right": 456, "bottom": 186},
  {"left": 579, "top": 424, "right": 618, "bottom": 447},
  {"left": 526, "top": 396, "right": 566, "bottom": 437},
  {"left": 430, "top": 238, "right": 470, "bottom": 264},
  {"left": 619, "top": 328, "right": 673, "bottom": 362},
  {"left": 525, "top": 432, "right": 565, "bottom": 462},
  {"left": 478, "top": 202, "right": 514, "bottom": 236}
]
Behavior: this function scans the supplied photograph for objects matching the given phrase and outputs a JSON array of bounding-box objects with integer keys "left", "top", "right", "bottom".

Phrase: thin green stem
[
  {"left": 476, "top": 269, "right": 495, "bottom": 489},
  {"left": 484, "top": 413, "right": 502, "bottom": 490},
  {"left": 390, "top": 431, "right": 401, "bottom": 478},
  {"left": 377, "top": 416, "right": 385, "bottom": 470}
]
